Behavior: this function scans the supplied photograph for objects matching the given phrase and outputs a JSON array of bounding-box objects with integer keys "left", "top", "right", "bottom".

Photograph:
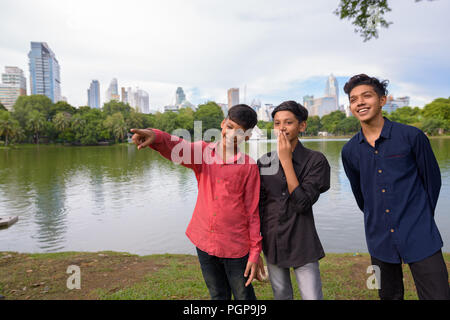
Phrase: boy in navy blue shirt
[{"left": 341, "top": 74, "right": 449, "bottom": 300}]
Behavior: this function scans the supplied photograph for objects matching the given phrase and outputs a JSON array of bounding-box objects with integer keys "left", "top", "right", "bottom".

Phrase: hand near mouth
[{"left": 277, "top": 130, "right": 293, "bottom": 164}]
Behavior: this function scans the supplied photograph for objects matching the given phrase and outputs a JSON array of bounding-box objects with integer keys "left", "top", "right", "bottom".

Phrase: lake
[{"left": 0, "top": 138, "right": 449, "bottom": 255}]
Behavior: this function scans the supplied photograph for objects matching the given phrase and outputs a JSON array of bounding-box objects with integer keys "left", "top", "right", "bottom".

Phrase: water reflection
[{"left": 0, "top": 139, "right": 448, "bottom": 254}]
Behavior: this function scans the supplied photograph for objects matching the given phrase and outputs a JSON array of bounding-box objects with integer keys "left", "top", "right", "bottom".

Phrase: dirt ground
[{"left": 0, "top": 251, "right": 167, "bottom": 300}]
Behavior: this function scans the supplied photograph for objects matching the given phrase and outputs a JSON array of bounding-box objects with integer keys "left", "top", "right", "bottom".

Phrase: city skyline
[{"left": 1, "top": 1, "right": 449, "bottom": 110}]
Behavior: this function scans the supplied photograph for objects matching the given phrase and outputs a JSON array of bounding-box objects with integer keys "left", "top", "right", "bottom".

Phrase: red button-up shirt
[{"left": 149, "top": 129, "right": 262, "bottom": 263}]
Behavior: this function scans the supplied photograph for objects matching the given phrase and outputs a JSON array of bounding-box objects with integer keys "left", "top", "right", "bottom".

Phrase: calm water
[{"left": 0, "top": 138, "right": 449, "bottom": 255}]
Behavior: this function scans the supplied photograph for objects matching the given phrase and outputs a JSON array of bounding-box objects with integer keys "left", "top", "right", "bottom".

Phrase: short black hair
[
  {"left": 271, "top": 100, "right": 308, "bottom": 122},
  {"left": 343, "top": 74, "right": 389, "bottom": 98},
  {"left": 227, "top": 104, "right": 258, "bottom": 130}
]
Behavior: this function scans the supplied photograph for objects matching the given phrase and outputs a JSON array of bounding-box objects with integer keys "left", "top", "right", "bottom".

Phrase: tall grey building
[
  {"left": 28, "top": 42, "right": 61, "bottom": 102},
  {"left": 324, "top": 74, "right": 339, "bottom": 110},
  {"left": 105, "top": 78, "right": 119, "bottom": 102},
  {"left": 227, "top": 88, "right": 239, "bottom": 110},
  {"left": 175, "top": 87, "right": 186, "bottom": 106},
  {"left": 0, "top": 66, "right": 27, "bottom": 110},
  {"left": 87, "top": 80, "right": 101, "bottom": 109}
]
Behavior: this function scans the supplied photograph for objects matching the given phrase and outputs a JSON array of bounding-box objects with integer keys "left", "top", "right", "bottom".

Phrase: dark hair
[
  {"left": 227, "top": 104, "right": 258, "bottom": 130},
  {"left": 343, "top": 74, "right": 389, "bottom": 98},
  {"left": 271, "top": 100, "right": 308, "bottom": 122}
]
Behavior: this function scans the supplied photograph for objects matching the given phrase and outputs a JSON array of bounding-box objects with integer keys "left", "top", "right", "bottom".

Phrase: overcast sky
[{"left": 1, "top": 0, "right": 449, "bottom": 111}]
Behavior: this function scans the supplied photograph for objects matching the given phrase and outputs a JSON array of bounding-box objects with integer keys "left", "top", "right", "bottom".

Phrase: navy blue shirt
[{"left": 341, "top": 118, "right": 443, "bottom": 263}]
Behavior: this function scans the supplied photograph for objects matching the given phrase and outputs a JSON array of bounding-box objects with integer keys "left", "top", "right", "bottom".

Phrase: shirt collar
[
  {"left": 357, "top": 117, "right": 393, "bottom": 144},
  {"left": 208, "top": 141, "right": 243, "bottom": 164}
]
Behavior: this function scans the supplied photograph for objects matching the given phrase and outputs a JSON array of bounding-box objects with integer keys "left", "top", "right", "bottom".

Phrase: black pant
[
  {"left": 196, "top": 247, "right": 257, "bottom": 300},
  {"left": 371, "top": 250, "right": 450, "bottom": 300}
]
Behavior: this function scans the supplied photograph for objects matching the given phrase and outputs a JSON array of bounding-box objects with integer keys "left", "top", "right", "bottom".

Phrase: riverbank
[{"left": 1, "top": 251, "right": 448, "bottom": 300}]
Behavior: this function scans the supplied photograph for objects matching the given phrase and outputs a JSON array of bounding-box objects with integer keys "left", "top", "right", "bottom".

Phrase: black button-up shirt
[
  {"left": 258, "top": 141, "right": 330, "bottom": 268},
  {"left": 341, "top": 118, "right": 443, "bottom": 263}
]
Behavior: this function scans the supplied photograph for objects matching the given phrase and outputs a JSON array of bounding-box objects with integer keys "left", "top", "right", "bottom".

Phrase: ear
[
  {"left": 380, "top": 95, "right": 387, "bottom": 107},
  {"left": 299, "top": 121, "right": 307, "bottom": 133}
]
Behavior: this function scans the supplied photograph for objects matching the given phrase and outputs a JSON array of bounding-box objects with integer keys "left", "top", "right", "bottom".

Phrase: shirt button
[
  {"left": 385, "top": 209, "right": 390, "bottom": 213},
  {"left": 213, "top": 212, "right": 216, "bottom": 216},
  {"left": 378, "top": 169, "right": 382, "bottom": 173},
  {"left": 211, "top": 229, "right": 214, "bottom": 233},
  {"left": 390, "top": 229, "right": 394, "bottom": 233},
  {"left": 375, "top": 150, "right": 379, "bottom": 154},
  {"left": 215, "top": 196, "right": 218, "bottom": 200},
  {"left": 382, "top": 189, "right": 386, "bottom": 193},
  {"left": 282, "top": 192, "right": 286, "bottom": 196}
]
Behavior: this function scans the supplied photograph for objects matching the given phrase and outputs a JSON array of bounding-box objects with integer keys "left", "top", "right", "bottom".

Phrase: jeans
[
  {"left": 266, "top": 259, "right": 323, "bottom": 300},
  {"left": 371, "top": 250, "right": 450, "bottom": 300},
  {"left": 196, "top": 247, "right": 257, "bottom": 300}
]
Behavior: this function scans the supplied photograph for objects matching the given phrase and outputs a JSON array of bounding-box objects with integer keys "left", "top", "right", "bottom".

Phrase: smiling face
[
  {"left": 349, "top": 84, "right": 387, "bottom": 123},
  {"left": 220, "top": 118, "right": 250, "bottom": 148},
  {"left": 273, "top": 110, "right": 306, "bottom": 143}
]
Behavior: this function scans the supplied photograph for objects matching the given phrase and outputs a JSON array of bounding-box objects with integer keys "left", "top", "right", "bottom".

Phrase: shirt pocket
[{"left": 383, "top": 151, "right": 413, "bottom": 172}]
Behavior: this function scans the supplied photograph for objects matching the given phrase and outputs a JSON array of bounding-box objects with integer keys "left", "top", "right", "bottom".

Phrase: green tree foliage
[
  {"left": 0, "top": 102, "right": 7, "bottom": 111},
  {"left": 0, "top": 110, "right": 20, "bottom": 146},
  {"left": 305, "top": 116, "right": 322, "bottom": 136},
  {"left": 194, "top": 102, "right": 224, "bottom": 134},
  {"left": 335, "top": 0, "right": 434, "bottom": 41}
]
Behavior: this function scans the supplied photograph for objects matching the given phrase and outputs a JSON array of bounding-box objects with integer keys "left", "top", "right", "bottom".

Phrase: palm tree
[
  {"left": 53, "top": 112, "right": 72, "bottom": 132},
  {"left": 26, "top": 110, "right": 45, "bottom": 144},
  {"left": 0, "top": 111, "right": 17, "bottom": 146}
]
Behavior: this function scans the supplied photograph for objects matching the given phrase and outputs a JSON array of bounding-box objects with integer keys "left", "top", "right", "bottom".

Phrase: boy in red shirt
[{"left": 130, "top": 104, "right": 263, "bottom": 300}]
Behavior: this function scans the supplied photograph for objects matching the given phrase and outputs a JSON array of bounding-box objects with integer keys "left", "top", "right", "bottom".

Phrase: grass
[{"left": 0, "top": 251, "right": 448, "bottom": 300}]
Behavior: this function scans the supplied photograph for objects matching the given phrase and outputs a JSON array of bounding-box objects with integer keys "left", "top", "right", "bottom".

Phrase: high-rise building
[
  {"left": 28, "top": 42, "right": 61, "bottom": 103},
  {"left": 175, "top": 87, "right": 186, "bottom": 106},
  {"left": 227, "top": 88, "right": 239, "bottom": 110},
  {"left": 383, "top": 96, "right": 410, "bottom": 114},
  {"left": 324, "top": 74, "right": 339, "bottom": 110},
  {"left": 0, "top": 66, "right": 27, "bottom": 111},
  {"left": 126, "top": 87, "right": 149, "bottom": 113},
  {"left": 87, "top": 80, "right": 101, "bottom": 109},
  {"left": 137, "top": 89, "right": 149, "bottom": 114},
  {"left": 105, "top": 78, "right": 119, "bottom": 102},
  {"left": 121, "top": 87, "right": 127, "bottom": 104},
  {"left": 303, "top": 95, "right": 314, "bottom": 109}
]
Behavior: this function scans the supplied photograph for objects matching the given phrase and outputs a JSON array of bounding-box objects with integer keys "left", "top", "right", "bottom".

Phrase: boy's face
[
  {"left": 349, "top": 84, "right": 386, "bottom": 123},
  {"left": 220, "top": 118, "right": 250, "bottom": 147},
  {"left": 273, "top": 110, "right": 306, "bottom": 143}
]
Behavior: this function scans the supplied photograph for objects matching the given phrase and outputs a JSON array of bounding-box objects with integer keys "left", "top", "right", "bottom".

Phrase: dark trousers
[
  {"left": 196, "top": 247, "right": 257, "bottom": 300},
  {"left": 371, "top": 250, "right": 450, "bottom": 300}
]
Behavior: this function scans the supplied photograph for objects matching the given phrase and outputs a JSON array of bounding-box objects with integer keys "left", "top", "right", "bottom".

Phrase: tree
[
  {"left": 104, "top": 112, "right": 127, "bottom": 143},
  {"left": 0, "top": 110, "right": 20, "bottom": 146},
  {"left": 194, "top": 102, "right": 224, "bottom": 135},
  {"left": 422, "top": 98, "right": 450, "bottom": 121},
  {"left": 335, "top": 0, "right": 435, "bottom": 41},
  {"left": 321, "top": 111, "right": 346, "bottom": 134},
  {"left": 26, "top": 110, "right": 46, "bottom": 144},
  {"left": 388, "top": 106, "right": 422, "bottom": 125},
  {"left": 0, "top": 102, "right": 7, "bottom": 111},
  {"left": 337, "top": 116, "right": 360, "bottom": 134},
  {"left": 305, "top": 116, "right": 322, "bottom": 136}
]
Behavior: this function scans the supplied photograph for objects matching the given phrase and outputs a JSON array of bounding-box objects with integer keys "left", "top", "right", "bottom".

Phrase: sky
[{"left": 1, "top": 0, "right": 449, "bottom": 111}]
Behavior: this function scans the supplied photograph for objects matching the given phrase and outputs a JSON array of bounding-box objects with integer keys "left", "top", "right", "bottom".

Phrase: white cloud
[{"left": 1, "top": 0, "right": 449, "bottom": 108}]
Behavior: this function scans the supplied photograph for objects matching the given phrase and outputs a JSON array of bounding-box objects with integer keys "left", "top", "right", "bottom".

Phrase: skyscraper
[
  {"left": 28, "top": 42, "right": 61, "bottom": 102},
  {"left": 0, "top": 66, "right": 27, "bottom": 110},
  {"left": 105, "top": 78, "right": 119, "bottom": 102},
  {"left": 324, "top": 74, "right": 339, "bottom": 110},
  {"left": 227, "top": 88, "right": 239, "bottom": 110},
  {"left": 87, "top": 80, "right": 101, "bottom": 109},
  {"left": 175, "top": 87, "right": 186, "bottom": 106}
]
